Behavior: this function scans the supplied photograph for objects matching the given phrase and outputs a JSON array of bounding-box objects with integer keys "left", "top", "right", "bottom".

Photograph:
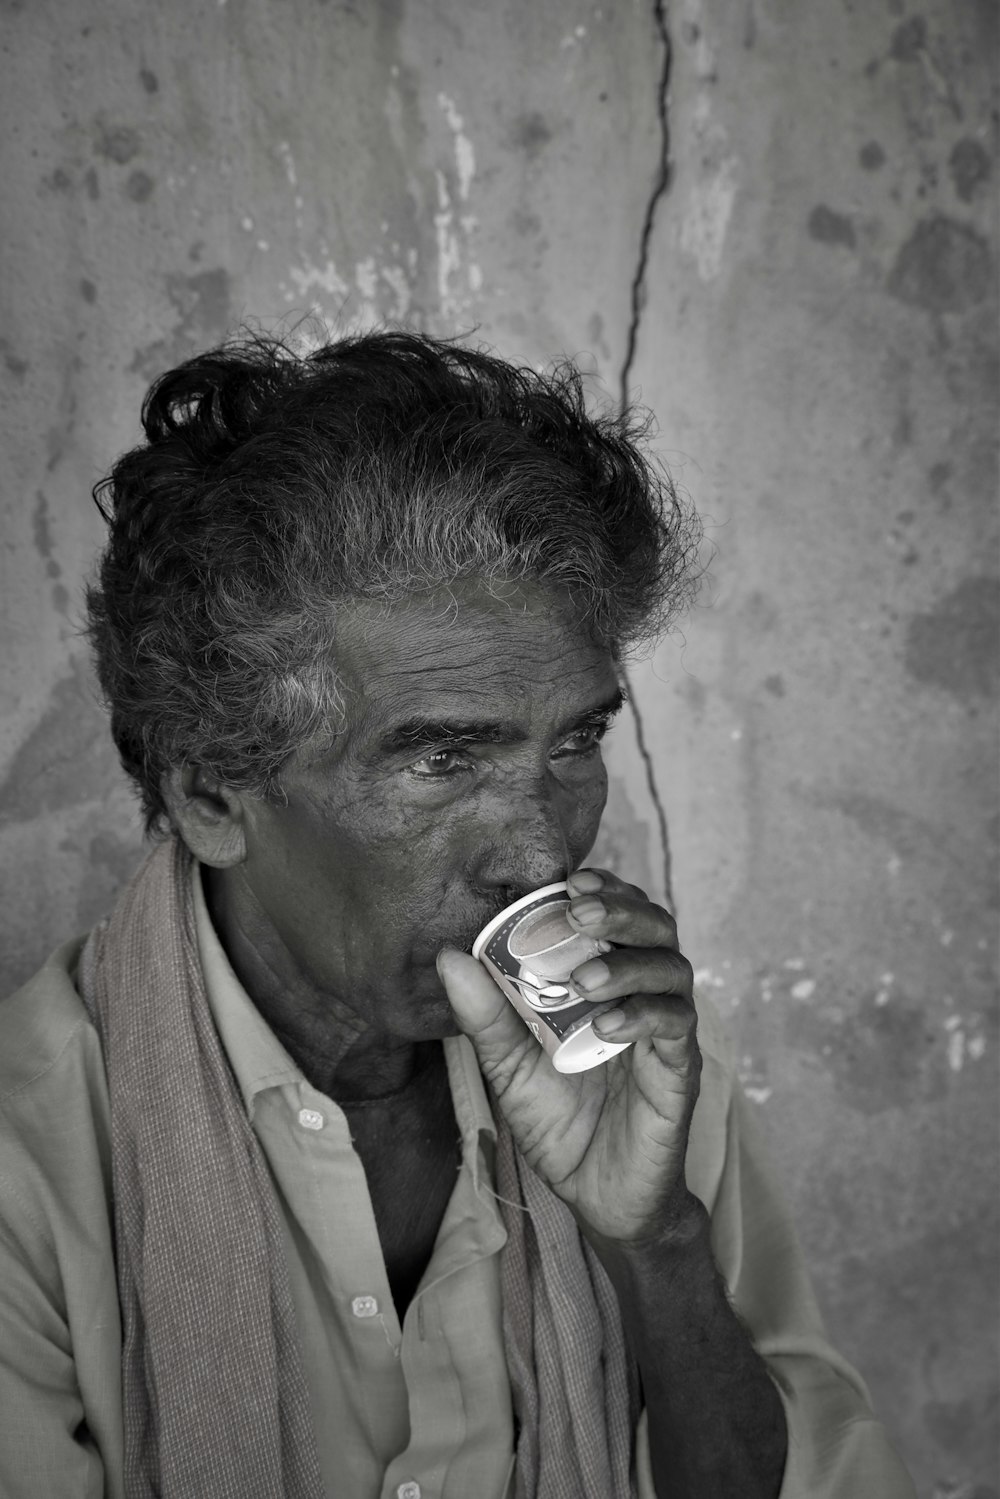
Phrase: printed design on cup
[
  {"left": 504, "top": 903, "right": 611, "bottom": 1012},
  {"left": 473, "top": 882, "right": 632, "bottom": 1072}
]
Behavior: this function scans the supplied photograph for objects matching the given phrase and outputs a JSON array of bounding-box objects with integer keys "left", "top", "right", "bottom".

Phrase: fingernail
[
  {"left": 570, "top": 897, "right": 605, "bottom": 926},
  {"left": 568, "top": 870, "right": 604, "bottom": 894},
  {"left": 593, "top": 1007, "right": 625, "bottom": 1035},
  {"left": 573, "top": 959, "right": 609, "bottom": 992}
]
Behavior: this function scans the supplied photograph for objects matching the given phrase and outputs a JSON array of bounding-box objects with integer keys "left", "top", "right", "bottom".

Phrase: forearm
[{"left": 587, "top": 1192, "right": 788, "bottom": 1499}]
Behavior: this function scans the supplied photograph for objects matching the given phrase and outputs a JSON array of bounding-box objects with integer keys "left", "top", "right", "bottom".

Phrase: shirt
[
  {"left": 0, "top": 875, "right": 916, "bottom": 1499},
  {"left": 192, "top": 864, "right": 516, "bottom": 1499}
]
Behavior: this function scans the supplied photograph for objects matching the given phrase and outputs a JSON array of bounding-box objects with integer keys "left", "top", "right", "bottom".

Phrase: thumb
[{"left": 436, "top": 946, "right": 534, "bottom": 1058}]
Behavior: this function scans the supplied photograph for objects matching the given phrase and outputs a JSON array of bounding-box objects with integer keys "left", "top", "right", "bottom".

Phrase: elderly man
[{"left": 0, "top": 331, "right": 913, "bottom": 1499}]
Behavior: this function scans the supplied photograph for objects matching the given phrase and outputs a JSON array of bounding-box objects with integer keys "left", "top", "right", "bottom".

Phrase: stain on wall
[
  {"left": 0, "top": 1, "right": 996, "bottom": 1493},
  {"left": 888, "top": 212, "right": 994, "bottom": 311},
  {"left": 905, "top": 575, "right": 1000, "bottom": 697}
]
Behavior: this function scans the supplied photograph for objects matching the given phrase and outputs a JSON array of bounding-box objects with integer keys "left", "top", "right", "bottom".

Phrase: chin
[
  {"left": 392, "top": 979, "right": 462, "bottom": 1042},
  {"left": 423, "top": 989, "right": 464, "bottom": 1039}
]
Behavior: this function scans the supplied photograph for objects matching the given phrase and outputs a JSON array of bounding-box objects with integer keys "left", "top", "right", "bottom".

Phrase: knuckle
[{"left": 674, "top": 953, "right": 694, "bottom": 991}]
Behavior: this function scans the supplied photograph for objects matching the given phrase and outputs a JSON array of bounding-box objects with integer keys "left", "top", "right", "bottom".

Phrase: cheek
[{"left": 565, "top": 764, "right": 608, "bottom": 852}]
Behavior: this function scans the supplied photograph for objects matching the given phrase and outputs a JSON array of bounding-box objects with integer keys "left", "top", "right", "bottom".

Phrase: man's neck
[{"left": 200, "top": 864, "right": 429, "bottom": 1102}]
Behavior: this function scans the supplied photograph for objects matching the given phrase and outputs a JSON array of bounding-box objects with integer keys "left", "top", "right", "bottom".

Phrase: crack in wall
[
  {"left": 619, "top": 0, "right": 676, "bottom": 912},
  {"left": 618, "top": 0, "right": 672, "bottom": 417}
]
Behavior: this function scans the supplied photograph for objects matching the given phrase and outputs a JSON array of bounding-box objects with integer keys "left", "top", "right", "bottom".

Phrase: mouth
[
  {"left": 412, "top": 885, "right": 543, "bottom": 970},
  {"left": 415, "top": 906, "right": 517, "bottom": 966}
]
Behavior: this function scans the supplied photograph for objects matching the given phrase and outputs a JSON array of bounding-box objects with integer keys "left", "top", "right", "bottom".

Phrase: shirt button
[
  {"left": 297, "top": 1108, "right": 324, "bottom": 1130},
  {"left": 396, "top": 1484, "right": 421, "bottom": 1499},
  {"left": 351, "top": 1295, "right": 379, "bottom": 1319}
]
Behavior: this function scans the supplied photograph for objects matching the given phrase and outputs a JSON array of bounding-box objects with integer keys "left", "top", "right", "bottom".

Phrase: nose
[{"left": 473, "top": 787, "right": 572, "bottom": 901}]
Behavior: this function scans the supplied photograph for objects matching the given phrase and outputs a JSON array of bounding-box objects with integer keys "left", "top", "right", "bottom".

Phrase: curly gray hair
[{"left": 86, "top": 329, "right": 701, "bottom": 832}]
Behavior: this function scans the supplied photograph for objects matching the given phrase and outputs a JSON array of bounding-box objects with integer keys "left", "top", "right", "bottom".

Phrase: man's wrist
[{"left": 581, "top": 1189, "right": 715, "bottom": 1293}]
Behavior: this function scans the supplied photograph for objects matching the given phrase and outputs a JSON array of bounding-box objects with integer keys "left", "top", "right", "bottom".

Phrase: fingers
[
  {"left": 591, "top": 991, "right": 699, "bottom": 1053},
  {"left": 566, "top": 867, "right": 649, "bottom": 903},
  {"left": 437, "top": 946, "right": 512, "bottom": 1031},
  {"left": 565, "top": 883, "right": 680, "bottom": 954},
  {"left": 572, "top": 943, "right": 694, "bottom": 1006},
  {"left": 435, "top": 945, "right": 542, "bottom": 1072}
]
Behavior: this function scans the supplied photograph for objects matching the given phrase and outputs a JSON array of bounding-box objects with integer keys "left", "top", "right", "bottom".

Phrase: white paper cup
[{"left": 472, "top": 881, "right": 633, "bottom": 1073}]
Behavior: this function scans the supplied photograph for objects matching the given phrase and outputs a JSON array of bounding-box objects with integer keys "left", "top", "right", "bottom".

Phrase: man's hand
[{"left": 437, "top": 867, "right": 702, "bottom": 1247}]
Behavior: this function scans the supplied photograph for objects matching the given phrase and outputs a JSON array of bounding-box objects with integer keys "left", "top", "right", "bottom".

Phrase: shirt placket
[
  {"left": 253, "top": 1081, "right": 410, "bottom": 1474},
  {"left": 381, "top": 1128, "right": 511, "bottom": 1499}
]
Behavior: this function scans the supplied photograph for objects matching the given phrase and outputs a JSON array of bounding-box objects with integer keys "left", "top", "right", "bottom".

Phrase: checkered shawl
[{"left": 79, "top": 838, "right": 639, "bottom": 1498}]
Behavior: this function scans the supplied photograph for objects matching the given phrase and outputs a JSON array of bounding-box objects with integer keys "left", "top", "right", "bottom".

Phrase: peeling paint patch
[
  {"left": 32, "top": 492, "right": 61, "bottom": 580},
  {"left": 888, "top": 215, "right": 993, "bottom": 313},
  {"left": 438, "top": 92, "right": 476, "bottom": 199},
  {"left": 693, "top": 966, "right": 727, "bottom": 990},
  {"left": 422, "top": 92, "right": 481, "bottom": 320},
  {"left": 355, "top": 257, "right": 378, "bottom": 302},
  {"left": 278, "top": 141, "right": 296, "bottom": 185},
  {"left": 680, "top": 152, "right": 738, "bottom": 282},
  {"left": 434, "top": 170, "right": 462, "bottom": 311},
  {"left": 904, "top": 577, "right": 1000, "bottom": 699},
  {"left": 379, "top": 264, "right": 412, "bottom": 319},
  {"left": 943, "top": 1013, "right": 987, "bottom": 1072},
  {"left": 130, "top": 268, "right": 233, "bottom": 380},
  {"left": 287, "top": 258, "right": 349, "bottom": 303}
]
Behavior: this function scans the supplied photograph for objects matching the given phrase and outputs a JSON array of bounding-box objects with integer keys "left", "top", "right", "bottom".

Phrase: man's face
[{"left": 232, "top": 579, "right": 623, "bottom": 1042}]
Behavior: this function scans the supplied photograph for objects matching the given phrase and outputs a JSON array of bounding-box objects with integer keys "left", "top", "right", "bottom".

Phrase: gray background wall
[{"left": 1, "top": 1, "right": 996, "bottom": 1493}]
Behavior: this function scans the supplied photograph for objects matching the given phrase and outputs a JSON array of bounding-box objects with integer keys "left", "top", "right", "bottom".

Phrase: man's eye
[
  {"left": 553, "top": 722, "right": 609, "bottom": 758},
  {"left": 409, "top": 748, "right": 471, "bottom": 779}
]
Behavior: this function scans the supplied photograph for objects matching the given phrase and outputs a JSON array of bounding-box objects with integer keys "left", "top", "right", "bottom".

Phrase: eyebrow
[{"left": 376, "top": 685, "right": 629, "bottom": 759}]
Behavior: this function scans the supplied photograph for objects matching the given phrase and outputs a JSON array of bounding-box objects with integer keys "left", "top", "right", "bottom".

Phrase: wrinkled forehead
[{"left": 332, "top": 580, "right": 618, "bottom": 738}]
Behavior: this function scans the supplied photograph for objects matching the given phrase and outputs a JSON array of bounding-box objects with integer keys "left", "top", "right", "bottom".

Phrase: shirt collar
[{"left": 192, "top": 859, "right": 304, "bottom": 1117}]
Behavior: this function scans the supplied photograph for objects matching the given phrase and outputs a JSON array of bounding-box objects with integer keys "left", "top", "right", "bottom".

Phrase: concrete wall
[{"left": 1, "top": 1, "right": 996, "bottom": 1492}]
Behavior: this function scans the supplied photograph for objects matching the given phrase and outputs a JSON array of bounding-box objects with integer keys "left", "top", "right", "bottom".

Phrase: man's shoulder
[
  {"left": 0, "top": 936, "right": 112, "bottom": 1260},
  {"left": 0, "top": 937, "right": 98, "bottom": 1103},
  {"left": 0, "top": 937, "right": 112, "bottom": 1195}
]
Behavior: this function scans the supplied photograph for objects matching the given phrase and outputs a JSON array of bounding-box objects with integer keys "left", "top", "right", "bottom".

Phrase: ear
[{"left": 160, "top": 766, "right": 249, "bottom": 868}]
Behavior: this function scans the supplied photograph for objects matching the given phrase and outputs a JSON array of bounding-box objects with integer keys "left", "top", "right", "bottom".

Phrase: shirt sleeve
[
  {"left": 633, "top": 1075, "right": 917, "bottom": 1498},
  {"left": 0, "top": 945, "right": 122, "bottom": 1499},
  {"left": 0, "top": 1170, "right": 107, "bottom": 1499}
]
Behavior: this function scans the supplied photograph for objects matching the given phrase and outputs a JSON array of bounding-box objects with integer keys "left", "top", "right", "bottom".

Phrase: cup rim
[{"left": 471, "top": 880, "right": 569, "bottom": 959}]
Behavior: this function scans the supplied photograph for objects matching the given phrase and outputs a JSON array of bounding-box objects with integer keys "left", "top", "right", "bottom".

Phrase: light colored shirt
[
  {"left": 192, "top": 864, "right": 516, "bottom": 1499},
  {"left": 0, "top": 870, "right": 916, "bottom": 1499}
]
